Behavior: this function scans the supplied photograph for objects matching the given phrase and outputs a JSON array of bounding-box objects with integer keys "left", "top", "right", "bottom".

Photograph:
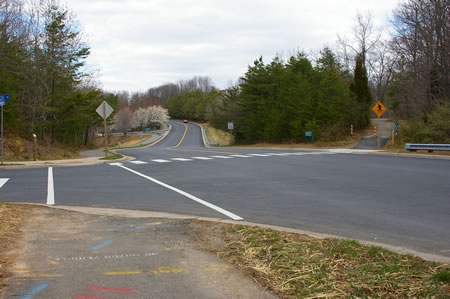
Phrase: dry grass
[
  {"left": 0, "top": 203, "right": 32, "bottom": 297},
  {"left": 2, "top": 133, "right": 83, "bottom": 161},
  {"left": 191, "top": 222, "right": 450, "bottom": 298},
  {"left": 200, "top": 123, "right": 233, "bottom": 146},
  {"left": 93, "top": 135, "right": 152, "bottom": 148},
  {"left": 200, "top": 123, "right": 370, "bottom": 149}
]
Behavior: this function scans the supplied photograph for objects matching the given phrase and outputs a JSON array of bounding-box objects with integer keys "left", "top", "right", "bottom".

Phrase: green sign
[
  {"left": 144, "top": 128, "right": 152, "bottom": 133},
  {"left": 305, "top": 131, "right": 315, "bottom": 144}
]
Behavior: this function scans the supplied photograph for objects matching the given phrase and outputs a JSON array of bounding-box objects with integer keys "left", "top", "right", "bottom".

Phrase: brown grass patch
[
  {"left": 2, "top": 132, "right": 83, "bottom": 161},
  {"left": 189, "top": 221, "right": 450, "bottom": 298},
  {"left": 199, "top": 123, "right": 233, "bottom": 146},
  {"left": 0, "top": 203, "right": 32, "bottom": 297},
  {"left": 93, "top": 135, "right": 153, "bottom": 148}
]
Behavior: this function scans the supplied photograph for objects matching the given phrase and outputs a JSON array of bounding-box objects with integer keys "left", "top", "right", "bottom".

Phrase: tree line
[
  {"left": 0, "top": 0, "right": 115, "bottom": 145},
  {"left": 2, "top": 0, "right": 448, "bottom": 146},
  {"left": 165, "top": 0, "right": 449, "bottom": 144}
]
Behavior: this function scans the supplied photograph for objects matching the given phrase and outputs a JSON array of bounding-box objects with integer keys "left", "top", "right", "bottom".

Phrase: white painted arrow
[{"left": 0, "top": 178, "right": 9, "bottom": 188}]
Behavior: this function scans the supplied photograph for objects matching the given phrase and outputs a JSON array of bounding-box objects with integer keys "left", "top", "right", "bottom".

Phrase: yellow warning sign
[{"left": 372, "top": 101, "right": 387, "bottom": 118}]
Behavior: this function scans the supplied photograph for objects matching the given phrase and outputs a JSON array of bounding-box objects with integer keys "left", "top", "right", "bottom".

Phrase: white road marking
[
  {"left": 0, "top": 178, "right": 9, "bottom": 188},
  {"left": 230, "top": 155, "right": 253, "bottom": 158},
  {"left": 191, "top": 157, "right": 214, "bottom": 160},
  {"left": 152, "top": 159, "right": 171, "bottom": 163},
  {"left": 111, "top": 164, "right": 243, "bottom": 221},
  {"left": 248, "top": 154, "right": 270, "bottom": 157},
  {"left": 171, "top": 158, "right": 193, "bottom": 162},
  {"left": 109, "top": 162, "right": 123, "bottom": 166},
  {"left": 47, "top": 167, "right": 55, "bottom": 205},
  {"left": 264, "top": 153, "right": 291, "bottom": 156},
  {"left": 210, "top": 155, "right": 233, "bottom": 159},
  {"left": 129, "top": 160, "right": 148, "bottom": 164}
]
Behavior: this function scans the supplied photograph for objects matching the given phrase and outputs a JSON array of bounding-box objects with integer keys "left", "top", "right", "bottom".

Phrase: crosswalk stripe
[
  {"left": 0, "top": 178, "right": 9, "bottom": 189},
  {"left": 264, "top": 153, "right": 291, "bottom": 156},
  {"left": 129, "top": 160, "right": 148, "bottom": 164},
  {"left": 121, "top": 152, "right": 337, "bottom": 166}
]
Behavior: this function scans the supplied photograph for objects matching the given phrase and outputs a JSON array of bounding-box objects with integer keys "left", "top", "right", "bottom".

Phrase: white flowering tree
[
  {"left": 148, "top": 106, "right": 170, "bottom": 123},
  {"left": 135, "top": 107, "right": 150, "bottom": 130}
]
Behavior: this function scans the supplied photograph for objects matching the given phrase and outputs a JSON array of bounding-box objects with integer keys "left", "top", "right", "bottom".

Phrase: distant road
[{"left": 1, "top": 120, "right": 449, "bottom": 259}]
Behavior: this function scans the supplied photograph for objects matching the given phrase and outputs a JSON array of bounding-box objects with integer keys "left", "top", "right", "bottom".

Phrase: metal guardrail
[{"left": 405, "top": 143, "right": 450, "bottom": 152}]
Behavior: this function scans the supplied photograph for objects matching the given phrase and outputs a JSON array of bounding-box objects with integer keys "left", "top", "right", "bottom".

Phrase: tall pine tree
[{"left": 350, "top": 54, "right": 372, "bottom": 129}]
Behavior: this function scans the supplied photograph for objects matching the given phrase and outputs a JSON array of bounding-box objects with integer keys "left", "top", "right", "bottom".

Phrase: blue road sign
[
  {"left": 0, "top": 100, "right": 5, "bottom": 107},
  {"left": 0, "top": 95, "right": 10, "bottom": 101}
]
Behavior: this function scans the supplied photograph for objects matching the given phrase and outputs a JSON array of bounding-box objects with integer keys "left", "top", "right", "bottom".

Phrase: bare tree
[
  {"left": 113, "top": 107, "right": 136, "bottom": 135},
  {"left": 367, "top": 40, "right": 398, "bottom": 102},
  {"left": 177, "top": 76, "right": 215, "bottom": 93},
  {"left": 337, "top": 11, "right": 381, "bottom": 73},
  {"left": 390, "top": 0, "right": 449, "bottom": 116}
]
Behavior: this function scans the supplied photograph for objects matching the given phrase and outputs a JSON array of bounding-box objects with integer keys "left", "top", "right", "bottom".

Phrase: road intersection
[{"left": 1, "top": 120, "right": 450, "bottom": 259}]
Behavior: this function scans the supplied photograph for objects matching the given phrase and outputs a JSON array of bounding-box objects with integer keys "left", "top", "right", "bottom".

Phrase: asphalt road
[{"left": 1, "top": 120, "right": 450, "bottom": 259}]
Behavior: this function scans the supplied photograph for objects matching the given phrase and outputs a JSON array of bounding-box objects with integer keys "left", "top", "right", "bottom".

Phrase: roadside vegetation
[
  {"left": 2, "top": 0, "right": 448, "bottom": 156},
  {"left": 163, "top": 0, "right": 448, "bottom": 146},
  {"left": 190, "top": 221, "right": 450, "bottom": 298},
  {"left": 201, "top": 123, "right": 233, "bottom": 146},
  {"left": 0, "top": 132, "right": 82, "bottom": 162},
  {"left": 0, "top": 203, "right": 31, "bottom": 297},
  {"left": 99, "top": 153, "right": 123, "bottom": 160}
]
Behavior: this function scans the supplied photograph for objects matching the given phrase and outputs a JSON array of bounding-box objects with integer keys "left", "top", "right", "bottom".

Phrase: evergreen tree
[
  {"left": 350, "top": 54, "right": 372, "bottom": 129},
  {"left": 42, "top": 2, "right": 90, "bottom": 143}
]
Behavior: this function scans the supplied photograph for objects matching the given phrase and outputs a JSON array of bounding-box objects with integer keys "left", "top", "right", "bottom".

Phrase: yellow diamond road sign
[{"left": 372, "top": 101, "right": 387, "bottom": 118}]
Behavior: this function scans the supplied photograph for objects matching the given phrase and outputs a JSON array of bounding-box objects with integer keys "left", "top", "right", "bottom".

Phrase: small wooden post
[
  {"left": 33, "top": 134, "right": 37, "bottom": 161},
  {"left": 392, "top": 129, "right": 395, "bottom": 146}
]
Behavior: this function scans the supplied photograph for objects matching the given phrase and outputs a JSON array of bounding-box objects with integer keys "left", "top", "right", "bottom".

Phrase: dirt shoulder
[
  {"left": 1, "top": 133, "right": 151, "bottom": 163},
  {"left": 0, "top": 203, "right": 32, "bottom": 297}
]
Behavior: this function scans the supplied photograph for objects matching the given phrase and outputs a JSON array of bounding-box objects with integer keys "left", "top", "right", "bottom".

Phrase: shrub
[{"left": 405, "top": 102, "right": 450, "bottom": 143}]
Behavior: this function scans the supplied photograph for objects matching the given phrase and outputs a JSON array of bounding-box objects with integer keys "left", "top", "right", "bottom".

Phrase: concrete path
[{"left": 4, "top": 207, "right": 277, "bottom": 299}]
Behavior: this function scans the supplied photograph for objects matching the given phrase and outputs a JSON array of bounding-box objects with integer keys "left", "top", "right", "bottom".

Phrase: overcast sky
[{"left": 69, "top": 0, "right": 401, "bottom": 92}]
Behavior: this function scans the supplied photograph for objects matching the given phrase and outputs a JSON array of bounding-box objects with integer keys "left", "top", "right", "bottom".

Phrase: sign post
[
  {"left": 227, "top": 121, "right": 234, "bottom": 136},
  {"left": 96, "top": 101, "right": 114, "bottom": 159},
  {"left": 305, "top": 131, "right": 315, "bottom": 144},
  {"left": 0, "top": 94, "right": 10, "bottom": 165}
]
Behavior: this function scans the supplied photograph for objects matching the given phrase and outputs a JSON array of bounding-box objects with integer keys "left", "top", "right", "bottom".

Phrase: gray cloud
[{"left": 69, "top": 0, "right": 399, "bottom": 91}]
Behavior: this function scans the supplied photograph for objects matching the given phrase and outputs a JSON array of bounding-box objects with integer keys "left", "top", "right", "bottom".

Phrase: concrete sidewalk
[{"left": 3, "top": 206, "right": 277, "bottom": 299}]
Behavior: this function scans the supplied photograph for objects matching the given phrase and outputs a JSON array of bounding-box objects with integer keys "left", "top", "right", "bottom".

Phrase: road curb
[
  {"left": 31, "top": 204, "right": 450, "bottom": 264},
  {"left": 191, "top": 122, "right": 211, "bottom": 148}
]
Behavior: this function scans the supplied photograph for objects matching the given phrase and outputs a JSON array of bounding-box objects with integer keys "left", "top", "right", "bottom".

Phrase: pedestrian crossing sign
[{"left": 372, "top": 101, "right": 387, "bottom": 118}]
